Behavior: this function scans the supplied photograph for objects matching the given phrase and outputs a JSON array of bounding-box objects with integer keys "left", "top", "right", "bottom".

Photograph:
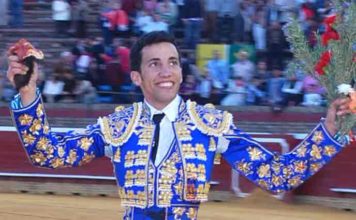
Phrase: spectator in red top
[{"left": 114, "top": 39, "right": 131, "bottom": 83}]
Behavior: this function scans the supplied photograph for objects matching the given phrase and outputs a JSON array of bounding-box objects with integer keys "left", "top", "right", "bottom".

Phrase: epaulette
[
  {"left": 99, "top": 102, "right": 142, "bottom": 146},
  {"left": 187, "top": 100, "right": 233, "bottom": 136}
]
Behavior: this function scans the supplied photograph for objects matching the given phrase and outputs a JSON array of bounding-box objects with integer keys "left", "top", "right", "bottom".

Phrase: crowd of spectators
[{"left": 0, "top": 0, "right": 342, "bottom": 108}]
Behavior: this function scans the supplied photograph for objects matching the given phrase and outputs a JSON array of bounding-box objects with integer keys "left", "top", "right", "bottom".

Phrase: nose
[{"left": 159, "top": 64, "right": 172, "bottom": 77}]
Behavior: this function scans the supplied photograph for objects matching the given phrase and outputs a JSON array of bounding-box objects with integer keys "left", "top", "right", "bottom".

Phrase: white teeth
[{"left": 158, "top": 82, "right": 173, "bottom": 87}]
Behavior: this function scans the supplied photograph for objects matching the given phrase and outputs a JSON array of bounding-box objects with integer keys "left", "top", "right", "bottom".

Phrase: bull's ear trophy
[{"left": 8, "top": 38, "right": 44, "bottom": 90}]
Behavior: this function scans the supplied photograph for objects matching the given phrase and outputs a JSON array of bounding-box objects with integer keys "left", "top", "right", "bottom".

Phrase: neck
[{"left": 145, "top": 98, "right": 175, "bottom": 111}]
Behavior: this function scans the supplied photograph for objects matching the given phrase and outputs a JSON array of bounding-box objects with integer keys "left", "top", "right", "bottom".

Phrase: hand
[
  {"left": 7, "top": 55, "right": 38, "bottom": 106},
  {"left": 324, "top": 97, "right": 352, "bottom": 136}
]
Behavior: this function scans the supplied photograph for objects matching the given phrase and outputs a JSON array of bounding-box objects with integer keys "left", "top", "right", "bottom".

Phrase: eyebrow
[{"left": 146, "top": 57, "right": 179, "bottom": 63}]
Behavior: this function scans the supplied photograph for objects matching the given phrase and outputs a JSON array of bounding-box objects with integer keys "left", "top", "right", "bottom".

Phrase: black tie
[{"left": 151, "top": 113, "right": 165, "bottom": 164}]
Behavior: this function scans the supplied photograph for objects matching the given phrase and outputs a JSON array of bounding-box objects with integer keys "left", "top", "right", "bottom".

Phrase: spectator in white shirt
[
  {"left": 43, "top": 75, "right": 64, "bottom": 103},
  {"left": 52, "top": 0, "right": 71, "bottom": 37},
  {"left": 231, "top": 50, "right": 255, "bottom": 83}
]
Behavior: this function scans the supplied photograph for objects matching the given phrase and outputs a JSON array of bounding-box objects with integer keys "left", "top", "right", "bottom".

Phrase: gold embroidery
[
  {"left": 18, "top": 114, "right": 33, "bottom": 126},
  {"left": 36, "top": 137, "right": 49, "bottom": 150},
  {"left": 134, "top": 169, "right": 146, "bottom": 186},
  {"left": 175, "top": 121, "right": 192, "bottom": 141},
  {"left": 324, "top": 145, "right": 336, "bottom": 157},
  {"left": 115, "top": 105, "right": 125, "bottom": 112},
  {"left": 101, "top": 103, "right": 141, "bottom": 145},
  {"left": 50, "top": 158, "right": 64, "bottom": 168},
  {"left": 188, "top": 100, "right": 232, "bottom": 136},
  {"left": 186, "top": 207, "right": 197, "bottom": 219},
  {"left": 79, "top": 137, "right": 93, "bottom": 151},
  {"left": 257, "top": 164, "right": 271, "bottom": 178},
  {"left": 272, "top": 175, "right": 283, "bottom": 186},
  {"left": 208, "top": 137, "right": 216, "bottom": 151},
  {"left": 214, "top": 153, "right": 221, "bottom": 165},
  {"left": 158, "top": 191, "right": 173, "bottom": 205},
  {"left": 310, "top": 163, "right": 322, "bottom": 174},
  {"left": 310, "top": 144, "right": 322, "bottom": 160},
  {"left": 258, "top": 179, "right": 269, "bottom": 189},
  {"left": 124, "top": 151, "right": 135, "bottom": 167},
  {"left": 113, "top": 148, "right": 121, "bottom": 162},
  {"left": 29, "top": 119, "right": 42, "bottom": 134},
  {"left": 312, "top": 131, "right": 324, "bottom": 144},
  {"left": 197, "top": 164, "right": 206, "bottom": 182},
  {"left": 247, "top": 147, "right": 265, "bottom": 161},
  {"left": 288, "top": 176, "right": 302, "bottom": 187},
  {"left": 58, "top": 147, "right": 65, "bottom": 157},
  {"left": 182, "top": 144, "right": 195, "bottom": 159},
  {"left": 134, "top": 150, "right": 148, "bottom": 166},
  {"left": 186, "top": 163, "right": 198, "bottom": 179},
  {"left": 36, "top": 104, "right": 44, "bottom": 118},
  {"left": 125, "top": 170, "right": 134, "bottom": 187},
  {"left": 294, "top": 161, "right": 307, "bottom": 173},
  {"left": 66, "top": 150, "right": 77, "bottom": 164},
  {"left": 236, "top": 161, "right": 252, "bottom": 175},
  {"left": 196, "top": 144, "right": 207, "bottom": 161},
  {"left": 22, "top": 130, "right": 36, "bottom": 146},
  {"left": 282, "top": 166, "right": 293, "bottom": 179},
  {"left": 43, "top": 121, "right": 50, "bottom": 134},
  {"left": 137, "top": 124, "right": 154, "bottom": 146},
  {"left": 272, "top": 162, "right": 281, "bottom": 174},
  {"left": 174, "top": 182, "right": 183, "bottom": 195},
  {"left": 30, "top": 152, "right": 46, "bottom": 165},
  {"left": 295, "top": 143, "right": 308, "bottom": 157},
  {"left": 173, "top": 207, "right": 186, "bottom": 218}
]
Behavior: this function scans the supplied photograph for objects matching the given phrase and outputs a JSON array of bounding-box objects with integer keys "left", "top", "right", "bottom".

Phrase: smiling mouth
[{"left": 157, "top": 82, "right": 174, "bottom": 88}]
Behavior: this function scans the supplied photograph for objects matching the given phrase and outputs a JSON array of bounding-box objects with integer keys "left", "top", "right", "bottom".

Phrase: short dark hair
[{"left": 130, "top": 31, "right": 180, "bottom": 72}]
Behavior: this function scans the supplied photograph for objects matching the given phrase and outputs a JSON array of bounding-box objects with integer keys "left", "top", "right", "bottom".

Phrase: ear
[{"left": 130, "top": 71, "right": 142, "bottom": 86}]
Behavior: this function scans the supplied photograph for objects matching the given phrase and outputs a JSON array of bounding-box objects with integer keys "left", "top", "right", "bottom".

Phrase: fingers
[
  {"left": 7, "top": 55, "right": 29, "bottom": 85},
  {"left": 333, "top": 97, "right": 352, "bottom": 116}
]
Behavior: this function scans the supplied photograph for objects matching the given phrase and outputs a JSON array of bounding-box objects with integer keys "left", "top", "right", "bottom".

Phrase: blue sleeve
[
  {"left": 222, "top": 122, "right": 344, "bottom": 193},
  {"left": 10, "top": 94, "right": 107, "bottom": 168}
]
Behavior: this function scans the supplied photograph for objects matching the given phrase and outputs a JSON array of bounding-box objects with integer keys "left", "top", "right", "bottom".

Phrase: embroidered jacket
[{"left": 11, "top": 95, "right": 344, "bottom": 214}]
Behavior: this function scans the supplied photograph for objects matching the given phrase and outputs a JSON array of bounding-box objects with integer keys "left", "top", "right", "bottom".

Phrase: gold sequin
[
  {"left": 236, "top": 161, "right": 252, "bottom": 175},
  {"left": 18, "top": 114, "right": 33, "bottom": 126},
  {"left": 288, "top": 176, "right": 302, "bottom": 187},
  {"left": 175, "top": 121, "right": 192, "bottom": 141},
  {"left": 312, "top": 131, "right": 324, "bottom": 144},
  {"left": 50, "top": 158, "right": 64, "bottom": 168},
  {"left": 257, "top": 164, "right": 271, "bottom": 178},
  {"left": 66, "top": 150, "right": 77, "bottom": 164},
  {"left": 173, "top": 207, "right": 186, "bottom": 218},
  {"left": 29, "top": 119, "right": 42, "bottom": 134},
  {"left": 247, "top": 147, "right": 265, "bottom": 161},
  {"left": 187, "top": 100, "right": 232, "bottom": 136},
  {"left": 79, "top": 137, "right": 93, "bottom": 151},
  {"left": 36, "top": 104, "right": 44, "bottom": 118},
  {"left": 208, "top": 137, "right": 216, "bottom": 151},
  {"left": 186, "top": 207, "right": 197, "bottom": 219},
  {"left": 22, "top": 130, "right": 36, "bottom": 146},
  {"left": 30, "top": 152, "right": 46, "bottom": 165},
  {"left": 113, "top": 148, "right": 121, "bottom": 162},
  {"left": 101, "top": 103, "right": 141, "bottom": 145},
  {"left": 294, "top": 161, "right": 307, "bottom": 173},
  {"left": 324, "top": 145, "right": 336, "bottom": 157},
  {"left": 295, "top": 143, "right": 308, "bottom": 157},
  {"left": 310, "top": 144, "right": 322, "bottom": 160},
  {"left": 58, "top": 147, "right": 65, "bottom": 158}
]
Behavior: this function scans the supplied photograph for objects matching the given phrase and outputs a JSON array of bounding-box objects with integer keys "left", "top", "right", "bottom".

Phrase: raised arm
[
  {"left": 221, "top": 98, "right": 352, "bottom": 193},
  {"left": 7, "top": 44, "right": 107, "bottom": 169}
]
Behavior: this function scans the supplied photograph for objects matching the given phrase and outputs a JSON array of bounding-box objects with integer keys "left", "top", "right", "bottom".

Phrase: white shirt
[
  {"left": 52, "top": 0, "right": 71, "bottom": 21},
  {"left": 145, "top": 95, "right": 180, "bottom": 166},
  {"left": 145, "top": 95, "right": 229, "bottom": 166}
]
